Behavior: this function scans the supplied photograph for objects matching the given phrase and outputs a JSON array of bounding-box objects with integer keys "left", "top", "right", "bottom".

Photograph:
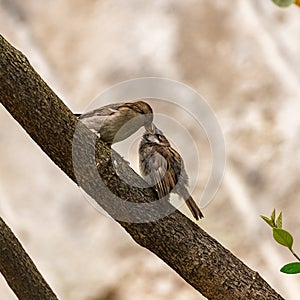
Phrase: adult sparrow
[
  {"left": 139, "top": 125, "right": 204, "bottom": 220},
  {"left": 75, "top": 101, "right": 153, "bottom": 145}
]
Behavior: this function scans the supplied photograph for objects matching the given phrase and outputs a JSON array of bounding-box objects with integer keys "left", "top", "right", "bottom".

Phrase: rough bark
[
  {"left": 0, "top": 217, "right": 58, "bottom": 300},
  {"left": 0, "top": 34, "right": 284, "bottom": 300}
]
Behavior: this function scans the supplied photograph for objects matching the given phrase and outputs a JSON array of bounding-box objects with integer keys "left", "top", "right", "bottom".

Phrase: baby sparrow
[
  {"left": 139, "top": 125, "right": 204, "bottom": 220},
  {"left": 75, "top": 101, "right": 153, "bottom": 145}
]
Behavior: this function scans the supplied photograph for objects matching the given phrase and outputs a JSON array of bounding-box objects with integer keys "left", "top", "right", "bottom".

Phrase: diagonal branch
[
  {"left": 0, "top": 34, "right": 284, "bottom": 300},
  {"left": 0, "top": 217, "right": 58, "bottom": 300}
]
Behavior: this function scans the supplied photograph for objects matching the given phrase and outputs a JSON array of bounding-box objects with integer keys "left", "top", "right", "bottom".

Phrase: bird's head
[
  {"left": 131, "top": 101, "right": 153, "bottom": 131},
  {"left": 142, "top": 124, "right": 170, "bottom": 147}
]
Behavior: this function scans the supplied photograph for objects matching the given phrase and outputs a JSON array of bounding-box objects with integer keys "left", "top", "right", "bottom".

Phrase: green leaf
[
  {"left": 261, "top": 215, "right": 275, "bottom": 228},
  {"left": 273, "top": 228, "right": 293, "bottom": 250},
  {"left": 271, "top": 208, "right": 276, "bottom": 224},
  {"left": 280, "top": 262, "right": 300, "bottom": 274},
  {"left": 272, "top": 0, "right": 295, "bottom": 7},
  {"left": 275, "top": 212, "right": 282, "bottom": 229}
]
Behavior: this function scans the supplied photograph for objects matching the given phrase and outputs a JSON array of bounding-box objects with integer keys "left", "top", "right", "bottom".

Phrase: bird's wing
[
  {"left": 144, "top": 148, "right": 178, "bottom": 199},
  {"left": 78, "top": 102, "right": 124, "bottom": 118},
  {"left": 76, "top": 102, "right": 137, "bottom": 142},
  {"left": 148, "top": 151, "right": 169, "bottom": 198}
]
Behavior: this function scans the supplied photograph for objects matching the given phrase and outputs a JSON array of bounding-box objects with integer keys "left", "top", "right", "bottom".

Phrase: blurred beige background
[{"left": 1, "top": 0, "right": 300, "bottom": 299}]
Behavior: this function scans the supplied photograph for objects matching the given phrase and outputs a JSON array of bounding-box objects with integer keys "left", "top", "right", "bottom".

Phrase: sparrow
[
  {"left": 139, "top": 124, "right": 204, "bottom": 220},
  {"left": 75, "top": 101, "right": 153, "bottom": 145}
]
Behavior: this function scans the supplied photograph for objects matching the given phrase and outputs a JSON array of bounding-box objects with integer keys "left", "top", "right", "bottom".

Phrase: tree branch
[
  {"left": 0, "top": 34, "right": 284, "bottom": 300},
  {"left": 0, "top": 217, "right": 58, "bottom": 300}
]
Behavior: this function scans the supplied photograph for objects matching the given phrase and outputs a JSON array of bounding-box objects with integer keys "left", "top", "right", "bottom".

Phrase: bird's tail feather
[{"left": 185, "top": 196, "right": 204, "bottom": 220}]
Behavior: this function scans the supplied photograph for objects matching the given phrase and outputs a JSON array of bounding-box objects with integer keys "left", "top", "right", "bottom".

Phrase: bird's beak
[{"left": 145, "top": 123, "right": 156, "bottom": 133}]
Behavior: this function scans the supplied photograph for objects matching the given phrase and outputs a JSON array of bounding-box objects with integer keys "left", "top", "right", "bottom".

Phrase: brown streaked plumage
[
  {"left": 75, "top": 101, "right": 153, "bottom": 146},
  {"left": 139, "top": 125, "right": 204, "bottom": 220}
]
